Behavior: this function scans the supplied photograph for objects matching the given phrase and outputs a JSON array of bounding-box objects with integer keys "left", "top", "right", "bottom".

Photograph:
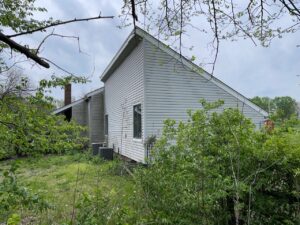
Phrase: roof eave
[
  {"left": 52, "top": 98, "right": 86, "bottom": 114},
  {"left": 100, "top": 30, "right": 142, "bottom": 82}
]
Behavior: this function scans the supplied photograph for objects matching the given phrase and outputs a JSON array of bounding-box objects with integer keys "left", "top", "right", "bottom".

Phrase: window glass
[
  {"left": 133, "top": 104, "right": 142, "bottom": 138},
  {"left": 105, "top": 115, "right": 108, "bottom": 135}
]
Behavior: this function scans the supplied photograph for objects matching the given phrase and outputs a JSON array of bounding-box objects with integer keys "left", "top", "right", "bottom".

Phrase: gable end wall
[{"left": 144, "top": 40, "right": 266, "bottom": 137}]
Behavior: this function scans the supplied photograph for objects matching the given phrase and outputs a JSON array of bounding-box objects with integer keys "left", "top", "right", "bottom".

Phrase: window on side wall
[
  {"left": 105, "top": 115, "right": 108, "bottom": 135},
  {"left": 133, "top": 104, "right": 142, "bottom": 139}
]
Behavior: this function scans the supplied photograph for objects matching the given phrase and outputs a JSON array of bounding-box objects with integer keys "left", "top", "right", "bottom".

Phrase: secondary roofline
[{"left": 53, "top": 87, "right": 104, "bottom": 114}]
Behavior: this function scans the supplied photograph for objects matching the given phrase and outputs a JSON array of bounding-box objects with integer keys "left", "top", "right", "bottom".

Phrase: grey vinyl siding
[
  {"left": 88, "top": 92, "right": 105, "bottom": 143},
  {"left": 144, "top": 40, "right": 265, "bottom": 137},
  {"left": 72, "top": 101, "right": 88, "bottom": 126},
  {"left": 104, "top": 41, "right": 145, "bottom": 162},
  {"left": 72, "top": 101, "right": 89, "bottom": 137},
  {"left": 70, "top": 91, "right": 105, "bottom": 144}
]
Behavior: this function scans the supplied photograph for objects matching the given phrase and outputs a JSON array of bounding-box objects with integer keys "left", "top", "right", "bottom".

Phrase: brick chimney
[{"left": 64, "top": 83, "right": 71, "bottom": 106}]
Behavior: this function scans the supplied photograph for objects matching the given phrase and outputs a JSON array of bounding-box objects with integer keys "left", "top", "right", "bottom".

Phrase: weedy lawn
[{"left": 0, "top": 154, "right": 135, "bottom": 224}]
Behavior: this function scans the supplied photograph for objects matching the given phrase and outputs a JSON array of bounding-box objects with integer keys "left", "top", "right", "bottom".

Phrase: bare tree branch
[
  {"left": 0, "top": 14, "right": 114, "bottom": 69},
  {"left": 36, "top": 30, "right": 81, "bottom": 54},
  {"left": 211, "top": 0, "right": 219, "bottom": 75},
  {"left": 131, "top": 0, "right": 138, "bottom": 27},
  {"left": 179, "top": 0, "right": 183, "bottom": 56},
  {"left": 260, "top": 0, "right": 264, "bottom": 40},
  {"left": 7, "top": 14, "right": 114, "bottom": 38},
  {"left": 279, "top": 0, "right": 300, "bottom": 18},
  {"left": 0, "top": 60, "right": 28, "bottom": 74},
  {"left": 42, "top": 58, "right": 84, "bottom": 79},
  {"left": 247, "top": 0, "right": 255, "bottom": 25},
  {"left": 125, "top": 0, "right": 300, "bottom": 74}
]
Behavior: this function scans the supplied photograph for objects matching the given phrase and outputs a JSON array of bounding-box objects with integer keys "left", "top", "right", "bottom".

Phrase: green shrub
[
  {"left": 135, "top": 100, "right": 300, "bottom": 225},
  {"left": 0, "top": 95, "right": 88, "bottom": 159}
]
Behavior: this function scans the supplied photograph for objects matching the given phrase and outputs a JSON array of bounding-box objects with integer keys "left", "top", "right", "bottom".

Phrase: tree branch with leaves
[
  {"left": 124, "top": 0, "right": 300, "bottom": 73},
  {"left": 0, "top": 0, "right": 113, "bottom": 70}
]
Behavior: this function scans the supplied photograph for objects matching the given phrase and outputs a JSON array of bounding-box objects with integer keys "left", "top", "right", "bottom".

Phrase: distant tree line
[{"left": 251, "top": 96, "right": 299, "bottom": 122}]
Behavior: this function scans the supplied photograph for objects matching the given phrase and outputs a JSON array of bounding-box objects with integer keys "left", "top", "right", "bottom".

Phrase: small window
[
  {"left": 133, "top": 104, "right": 142, "bottom": 139},
  {"left": 105, "top": 115, "right": 108, "bottom": 135}
]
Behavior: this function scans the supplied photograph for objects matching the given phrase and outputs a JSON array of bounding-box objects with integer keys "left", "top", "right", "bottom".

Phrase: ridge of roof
[
  {"left": 100, "top": 26, "right": 268, "bottom": 117},
  {"left": 86, "top": 87, "right": 104, "bottom": 97}
]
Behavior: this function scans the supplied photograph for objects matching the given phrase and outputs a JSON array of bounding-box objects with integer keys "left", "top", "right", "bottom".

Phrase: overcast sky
[{"left": 10, "top": 0, "right": 300, "bottom": 101}]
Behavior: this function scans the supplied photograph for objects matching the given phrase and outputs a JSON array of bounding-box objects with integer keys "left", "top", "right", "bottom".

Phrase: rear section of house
[{"left": 53, "top": 88, "right": 105, "bottom": 144}]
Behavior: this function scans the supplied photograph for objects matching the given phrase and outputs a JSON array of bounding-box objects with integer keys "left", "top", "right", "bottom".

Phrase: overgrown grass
[{"left": 0, "top": 153, "right": 135, "bottom": 224}]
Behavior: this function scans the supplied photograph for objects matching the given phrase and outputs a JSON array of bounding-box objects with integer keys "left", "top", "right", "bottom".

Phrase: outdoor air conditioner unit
[
  {"left": 99, "top": 147, "right": 113, "bottom": 160},
  {"left": 92, "top": 142, "right": 105, "bottom": 155},
  {"left": 92, "top": 143, "right": 113, "bottom": 160}
]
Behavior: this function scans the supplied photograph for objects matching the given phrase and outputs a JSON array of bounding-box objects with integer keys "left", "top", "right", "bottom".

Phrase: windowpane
[
  {"left": 133, "top": 104, "right": 142, "bottom": 138},
  {"left": 105, "top": 115, "right": 108, "bottom": 135}
]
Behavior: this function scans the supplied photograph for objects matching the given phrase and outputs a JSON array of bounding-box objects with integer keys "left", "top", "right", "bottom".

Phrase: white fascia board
[
  {"left": 52, "top": 98, "right": 85, "bottom": 114},
  {"left": 86, "top": 87, "right": 104, "bottom": 98},
  {"left": 100, "top": 31, "right": 137, "bottom": 82}
]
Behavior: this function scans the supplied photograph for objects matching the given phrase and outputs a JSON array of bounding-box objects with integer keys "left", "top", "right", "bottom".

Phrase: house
[{"left": 55, "top": 27, "right": 268, "bottom": 163}]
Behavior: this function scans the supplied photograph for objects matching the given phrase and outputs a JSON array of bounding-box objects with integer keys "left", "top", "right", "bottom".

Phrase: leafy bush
[
  {"left": 0, "top": 94, "right": 88, "bottom": 159},
  {"left": 135, "top": 100, "right": 300, "bottom": 225},
  {"left": 73, "top": 101, "right": 299, "bottom": 225},
  {"left": 0, "top": 73, "right": 89, "bottom": 159}
]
